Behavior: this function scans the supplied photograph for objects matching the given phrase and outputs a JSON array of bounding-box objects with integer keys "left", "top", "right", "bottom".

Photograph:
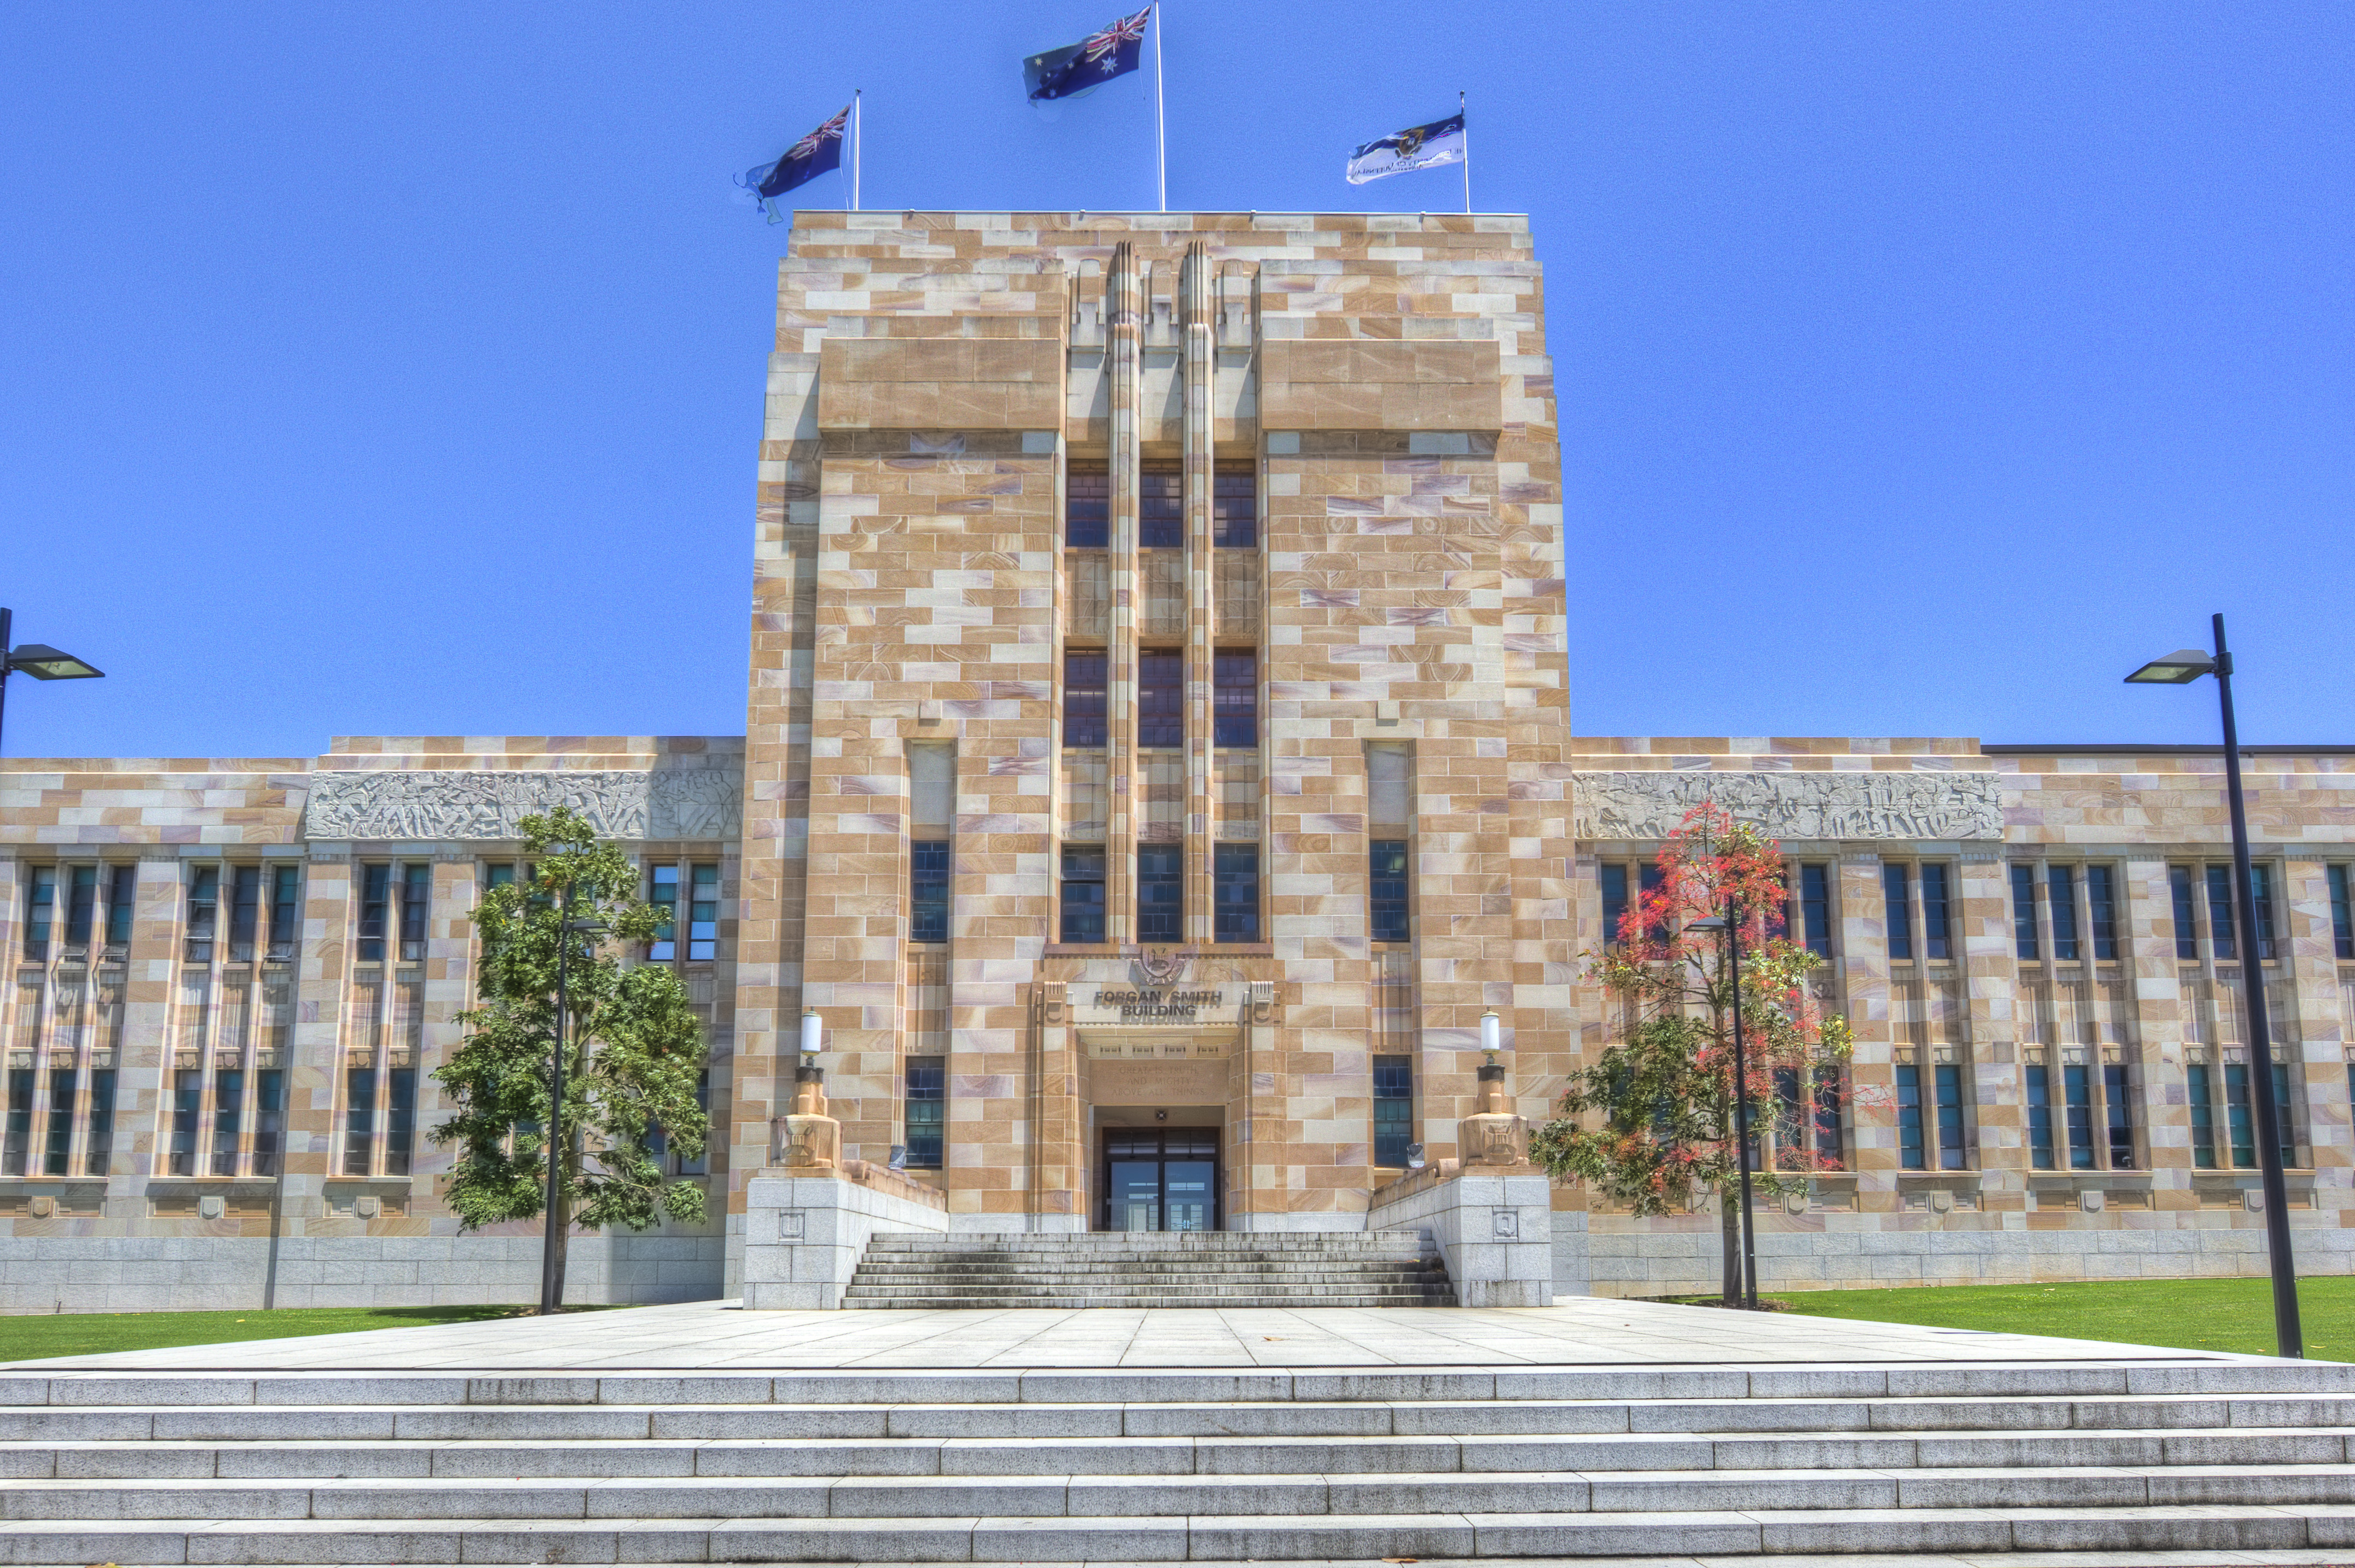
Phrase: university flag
[
  {"left": 1345, "top": 111, "right": 1466, "bottom": 185},
  {"left": 740, "top": 105, "right": 850, "bottom": 223},
  {"left": 1025, "top": 8, "right": 1151, "bottom": 102}
]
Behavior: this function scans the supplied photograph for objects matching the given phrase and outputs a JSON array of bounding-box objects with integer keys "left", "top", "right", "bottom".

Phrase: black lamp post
[
  {"left": 1688, "top": 904, "right": 1760, "bottom": 1310},
  {"left": 0, "top": 607, "right": 107, "bottom": 755},
  {"left": 2125, "top": 612, "right": 2301, "bottom": 1359},
  {"left": 541, "top": 886, "right": 607, "bottom": 1316}
]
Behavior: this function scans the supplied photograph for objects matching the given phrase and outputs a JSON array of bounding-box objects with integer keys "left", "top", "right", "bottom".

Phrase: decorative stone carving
[
  {"left": 1571, "top": 770, "right": 2002, "bottom": 843},
  {"left": 304, "top": 769, "right": 742, "bottom": 842},
  {"left": 1459, "top": 1061, "right": 1535, "bottom": 1171}
]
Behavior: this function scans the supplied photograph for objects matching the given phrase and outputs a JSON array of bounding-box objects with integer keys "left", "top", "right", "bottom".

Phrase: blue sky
[{"left": 3, "top": 2, "right": 2348, "bottom": 759}]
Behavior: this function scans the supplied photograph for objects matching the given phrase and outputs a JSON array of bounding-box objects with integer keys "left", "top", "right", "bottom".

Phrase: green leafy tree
[
  {"left": 431, "top": 807, "right": 709, "bottom": 1303},
  {"left": 1531, "top": 803, "right": 1855, "bottom": 1305}
]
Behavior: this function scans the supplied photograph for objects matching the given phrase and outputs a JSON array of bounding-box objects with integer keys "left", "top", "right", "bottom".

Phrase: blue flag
[
  {"left": 740, "top": 105, "right": 849, "bottom": 223},
  {"left": 1346, "top": 112, "right": 1466, "bottom": 185},
  {"left": 1025, "top": 7, "right": 1150, "bottom": 102}
]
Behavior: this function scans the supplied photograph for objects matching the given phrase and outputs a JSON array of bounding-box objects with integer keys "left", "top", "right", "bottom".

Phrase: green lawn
[
  {"left": 1765, "top": 1274, "right": 2352, "bottom": 1358},
  {"left": 0, "top": 1303, "right": 620, "bottom": 1363}
]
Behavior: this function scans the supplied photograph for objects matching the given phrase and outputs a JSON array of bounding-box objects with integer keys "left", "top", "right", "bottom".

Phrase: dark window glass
[
  {"left": 1370, "top": 841, "right": 1410, "bottom": 944},
  {"left": 357, "top": 864, "right": 390, "bottom": 963},
  {"left": 386, "top": 1066, "right": 416, "bottom": 1177},
  {"left": 688, "top": 864, "right": 719, "bottom": 961},
  {"left": 905, "top": 1056, "right": 946, "bottom": 1168},
  {"left": 2103, "top": 1063, "right": 2133, "bottom": 1169},
  {"left": 398, "top": 864, "right": 431, "bottom": 961},
  {"left": 1373, "top": 1055, "right": 1413, "bottom": 1167},
  {"left": 1138, "top": 846, "right": 1184, "bottom": 943},
  {"left": 1139, "top": 466, "right": 1182, "bottom": 547},
  {"left": 24, "top": 867, "right": 54, "bottom": 959},
  {"left": 1214, "top": 844, "right": 1260, "bottom": 944},
  {"left": 2026, "top": 1062, "right": 2055, "bottom": 1169},
  {"left": 65, "top": 865, "right": 97, "bottom": 948},
  {"left": 1060, "top": 846, "right": 1106, "bottom": 944},
  {"left": 2188, "top": 1063, "right": 2215, "bottom": 1168},
  {"left": 1637, "top": 864, "right": 1667, "bottom": 945},
  {"left": 252, "top": 1068, "right": 284, "bottom": 1177},
  {"left": 169, "top": 1067, "right": 201, "bottom": 1177},
  {"left": 2272, "top": 1061, "right": 2295, "bottom": 1167},
  {"left": 1065, "top": 465, "right": 1109, "bottom": 549},
  {"left": 2087, "top": 864, "right": 2118, "bottom": 961},
  {"left": 2331, "top": 866, "right": 2355, "bottom": 961},
  {"left": 1213, "top": 651, "right": 1257, "bottom": 747},
  {"left": 106, "top": 865, "right": 137, "bottom": 948},
  {"left": 2206, "top": 865, "right": 2237, "bottom": 962},
  {"left": 2250, "top": 864, "right": 2277, "bottom": 961},
  {"left": 2171, "top": 865, "right": 2200, "bottom": 961},
  {"left": 1213, "top": 467, "right": 1256, "bottom": 547},
  {"left": 649, "top": 865, "right": 678, "bottom": 961},
  {"left": 2225, "top": 1062, "right": 2255, "bottom": 1168},
  {"left": 1895, "top": 1063, "right": 1924, "bottom": 1170},
  {"left": 186, "top": 867, "right": 219, "bottom": 963},
  {"left": 345, "top": 1066, "right": 376, "bottom": 1176},
  {"left": 268, "top": 865, "right": 300, "bottom": 960},
  {"left": 1138, "top": 651, "right": 1183, "bottom": 748},
  {"left": 83, "top": 1068, "right": 114, "bottom": 1177},
  {"left": 1064, "top": 652, "right": 1108, "bottom": 748},
  {"left": 1934, "top": 1063, "right": 1966, "bottom": 1171},
  {"left": 2047, "top": 865, "right": 2079, "bottom": 962},
  {"left": 1600, "top": 864, "right": 1629, "bottom": 948},
  {"left": 1801, "top": 863, "right": 1832, "bottom": 958},
  {"left": 1814, "top": 1071, "right": 1845, "bottom": 1168},
  {"left": 2010, "top": 864, "right": 2038, "bottom": 960},
  {"left": 211, "top": 1068, "right": 243, "bottom": 1176},
  {"left": 229, "top": 866, "right": 262, "bottom": 961},
  {"left": 2064, "top": 1062, "right": 2094, "bottom": 1169},
  {"left": 911, "top": 842, "right": 951, "bottom": 944},
  {"left": 42, "top": 1066, "right": 74, "bottom": 1177},
  {"left": 1773, "top": 1068, "right": 1806, "bottom": 1170},
  {"left": 1921, "top": 864, "right": 1951, "bottom": 960},
  {"left": 0, "top": 1068, "right": 30, "bottom": 1177},
  {"left": 1883, "top": 865, "right": 1913, "bottom": 962}
]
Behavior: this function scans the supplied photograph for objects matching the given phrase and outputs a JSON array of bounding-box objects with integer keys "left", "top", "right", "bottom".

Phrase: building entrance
[{"left": 1101, "top": 1128, "right": 1219, "bottom": 1232}]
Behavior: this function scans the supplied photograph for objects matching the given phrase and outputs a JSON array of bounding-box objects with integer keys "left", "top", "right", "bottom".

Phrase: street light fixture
[
  {"left": 0, "top": 608, "right": 107, "bottom": 756},
  {"left": 1686, "top": 909, "right": 1760, "bottom": 1310},
  {"left": 2125, "top": 612, "right": 2300, "bottom": 1359},
  {"left": 541, "top": 894, "right": 609, "bottom": 1316}
]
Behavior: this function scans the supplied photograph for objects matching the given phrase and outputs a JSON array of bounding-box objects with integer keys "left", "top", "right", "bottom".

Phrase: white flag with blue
[
  {"left": 1025, "top": 8, "right": 1151, "bottom": 102},
  {"left": 1345, "top": 111, "right": 1466, "bottom": 184},
  {"left": 739, "top": 105, "right": 849, "bottom": 223}
]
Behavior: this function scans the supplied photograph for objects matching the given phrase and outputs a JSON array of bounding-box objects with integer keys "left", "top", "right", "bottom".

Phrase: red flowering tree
[{"left": 1530, "top": 803, "right": 1854, "bottom": 1306}]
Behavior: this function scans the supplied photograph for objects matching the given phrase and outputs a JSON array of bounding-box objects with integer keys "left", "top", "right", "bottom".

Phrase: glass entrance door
[{"left": 1101, "top": 1128, "right": 1219, "bottom": 1231}]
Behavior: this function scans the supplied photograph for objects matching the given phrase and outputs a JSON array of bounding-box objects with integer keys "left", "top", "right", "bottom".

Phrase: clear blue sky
[{"left": 3, "top": 2, "right": 2349, "bottom": 759}]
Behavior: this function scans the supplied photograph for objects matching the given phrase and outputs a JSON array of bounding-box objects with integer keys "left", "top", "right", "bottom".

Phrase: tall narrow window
[
  {"left": 169, "top": 1066, "right": 202, "bottom": 1177},
  {"left": 386, "top": 1064, "right": 416, "bottom": 1177},
  {"left": 1064, "top": 652, "right": 1108, "bottom": 748},
  {"left": 83, "top": 1068, "right": 114, "bottom": 1177},
  {"left": 649, "top": 865, "right": 678, "bottom": 961},
  {"left": 1137, "top": 651, "right": 1183, "bottom": 748},
  {"left": 1137, "top": 846, "right": 1183, "bottom": 943},
  {"left": 1373, "top": 1055, "right": 1414, "bottom": 1167},
  {"left": 398, "top": 863, "right": 430, "bottom": 962},
  {"left": 1638, "top": 864, "right": 1667, "bottom": 945},
  {"left": 1213, "top": 651, "right": 1257, "bottom": 747},
  {"left": 911, "top": 842, "right": 951, "bottom": 943},
  {"left": 2103, "top": 1062, "right": 2133, "bottom": 1168},
  {"left": 905, "top": 1057, "right": 945, "bottom": 1168},
  {"left": 1064, "top": 464, "right": 1109, "bottom": 548},
  {"left": 2188, "top": 1062, "right": 2216, "bottom": 1168},
  {"left": 2010, "top": 864, "right": 2039, "bottom": 960},
  {"left": 1813, "top": 1070, "right": 1845, "bottom": 1168},
  {"left": 2087, "top": 865, "right": 2118, "bottom": 961},
  {"left": 1600, "top": 864, "right": 1629, "bottom": 948},
  {"left": 0, "top": 1067, "right": 30, "bottom": 1177},
  {"left": 105, "top": 864, "right": 136, "bottom": 950},
  {"left": 1800, "top": 863, "right": 1832, "bottom": 958},
  {"left": 1370, "top": 842, "right": 1410, "bottom": 944},
  {"left": 211, "top": 1068, "right": 244, "bottom": 1176},
  {"left": 65, "top": 865, "right": 97, "bottom": 948},
  {"left": 268, "top": 865, "right": 300, "bottom": 961},
  {"left": 1935, "top": 1063, "right": 1966, "bottom": 1170},
  {"left": 1883, "top": 865, "right": 1913, "bottom": 961},
  {"left": 2206, "top": 865, "right": 2237, "bottom": 962},
  {"left": 2047, "top": 866, "right": 2079, "bottom": 961},
  {"left": 1920, "top": 864, "right": 1951, "bottom": 960},
  {"left": 1060, "top": 847, "right": 1106, "bottom": 944},
  {"left": 2330, "top": 866, "right": 2355, "bottom": 961},
  {"left": 186, "top": 867, "right": 219, "bottom": 964},
  {"left": 1139, "top": 466, "right": 1182, "bottom": 548},
  {"left": 2225, "top": 1062, "right": 2255, "bottom": 1167},
  {"left": 1895, "top": 1062, "right": 1925, "bottom": 1170},
  {"left": 23, "top": 867, "right": 55, "bottom": 960},
  {"left": 252, "top": 1068, "right": 284, "bottom": 1178},
  {"left": 1212, "top": 467, "right": 1256, "bottom": 547},
  {"left": 1214, "top": 845, "right": 1260, "bottom": 944},
  {"left": 2063, "top": 1061, "right": 2095, "bottom": 1169},
  {"left": 344, "top": 1064, "right": 376, "bottom": 1176},
  {"left": 2250, "top": 864, "right": 2277, "bottom": 962},
  {"left": 2272, "top": 1061, "right": 2295, "bottom": 1167},
  {"left": 42, "top": 1066, "right": 74, "bottom": 1177},
  {"left": 1773, "top": 1068, "right": 1805, "bottom": 1168},
  {"left": 2026, "top": 1060, "right": 2055, "bottom": 1169},
  {"left": 2171, "top": 865, "right": 2200, "bottom": 961},
  {"left": 229, "top": 866, "right": 263, "bottom": 962},
  {"left": 357, "top": 864, "right": 391, "bottom": 963},
  {"left": 687, "top": 864, "right": 719, "bottom": 961}
]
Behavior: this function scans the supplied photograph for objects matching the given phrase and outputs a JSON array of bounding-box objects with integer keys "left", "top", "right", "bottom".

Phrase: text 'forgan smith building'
[{"left": 4, "top": 211, "right": 2354, "bottom": 1311}]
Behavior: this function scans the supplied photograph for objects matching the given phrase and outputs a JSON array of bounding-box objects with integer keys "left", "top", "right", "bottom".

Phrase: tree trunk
[
  {"left": 552, "top": 1179, "right": 571, "bottom": 1309},
  {"left": 1720, "top": 1191, "right": 1741, "bottom": 1306}
]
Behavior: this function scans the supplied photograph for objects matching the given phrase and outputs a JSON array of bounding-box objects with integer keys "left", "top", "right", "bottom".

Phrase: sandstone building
[{"left": 3, "top": 212, "right": 2351, "bottom": 1310}]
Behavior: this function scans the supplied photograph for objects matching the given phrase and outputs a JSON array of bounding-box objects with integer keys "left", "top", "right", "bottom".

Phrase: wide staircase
[
  {"left": 4, "top": 1359, "right": 2355, "bottom": 1561},
  {"left": 843, "top": 1230, "right": 1457, "bottom": 1308}
]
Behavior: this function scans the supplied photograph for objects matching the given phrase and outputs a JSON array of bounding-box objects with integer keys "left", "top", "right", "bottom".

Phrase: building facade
[{"left": 3, "top": 212, "right": 2351, "bottom": 1311}]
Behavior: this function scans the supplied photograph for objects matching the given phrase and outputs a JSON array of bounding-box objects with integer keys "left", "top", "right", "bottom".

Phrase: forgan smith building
[{"left": 4, "top": 211, "right": 2354, "bottom": 1311}]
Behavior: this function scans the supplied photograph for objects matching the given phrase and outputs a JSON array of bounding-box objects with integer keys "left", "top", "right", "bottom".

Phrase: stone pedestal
[
  {"left": 772, "top": 1065, "right": 842, "bottom": 1171},
  {"left": 742, "top": 1161, "right": 950, "bottom": 1310}
]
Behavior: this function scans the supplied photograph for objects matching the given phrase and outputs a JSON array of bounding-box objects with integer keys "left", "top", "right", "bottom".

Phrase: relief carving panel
[
  {"left": 1572, "top": 770, "right": 2003, "bottom": 843},
  {"left": 305, "top": 769, "right": 743, "bottom": 842}
]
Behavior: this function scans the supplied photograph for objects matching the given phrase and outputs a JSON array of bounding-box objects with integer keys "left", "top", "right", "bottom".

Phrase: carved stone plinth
[
  {"left": 772, "top": 1066, "right": 842, "bottom": 1171},
  {"left": 1459, "top": 1061, "right": 1535, "bottom": 1171}
]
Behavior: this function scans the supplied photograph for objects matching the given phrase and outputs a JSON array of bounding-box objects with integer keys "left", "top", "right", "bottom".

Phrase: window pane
[
  {"left": 83, "top": 1068, "right": 114, "bottom": 1177},
  {"left": 1212, "top": 467, "right": 1256, "bottom": 548},
  {"left": 2250, "top": 864, "right": 2276, "bottom": 961},
  {"left": 1137, "top": 651, "right": 1183, "bottom": 748},
  {"left": 1138, "top": 846, "right": 1184, "bottom": 943},
  {"left": 65, "top": 865, "right": 97, "bottom": 947},
  {"left": 1065, "top": 464, "right": 1109, "bottom": 548},
  {"left": 106, "top": 865, "right": 137, "bottom": 948},
  {"left": 2103, "top": 1062, "right": 2133, "bottom": 1169},
  {"left": 1773, "top": 1067, "right": 1805, "bottom": 1170},
  {"left": 169, "top": 1067, "right": 202, "bottom": 1177},
  {"left": 1373, "top": 1055, "right": 1413, "bottom": 1167},
  {"left": 905, "top": 1056, "right": 946, "bottom": 1168},
  {"left": 1895, "top": 1064, "right": 1924, "bottom": 1170},
  {"left": 2331, "top": 866, "right": 2355, "bottom": 961},
  {"left": 1813, "top": 1071, "right": 1844, "bottom": 1168},
  {"left": 2087, "top": 865, "right": 2117, "bottom": 961},
  {"left": 1637, "top": 864, "right": 1667, "bottom": 945},
  {"left": 228, "top": 866, "right": 261, "bottom": 958},
  {"left": 688, "top": 864, "right": 719, "bottom": 961},
  {"left": 2010, "top": 864, "right": 2038, "bottom": 961},
  {"left": 187, "top": 867, "right": 219, "bottom": 962},
  {"left": 345, "top": 1065, "right": 376, "bottom": 1176},
  {"left": 2206, "top": 865, "right": 2237, "bottom": 962},
  {"left": 210, "top": 1069, "right": 244, "bottom": 1177},
  {"left": 2171, "top": 865, "right": 2200, "bottom": 961},
  {"left": 2272, "top": 1061, "right": 2295, "bottom": 1167},
  {"left": 399, "top": 864, "right": 431, "bottom": 961},
  {"left": 1063, "top": 652, "right": 1108, "bottom": 748},
  {"left": 268, "top": 866, "right": 300, "bottom": 960},
  {"left": 43, "top": 1066, "right": 74, "bottom": 1177},
  {"left": 649, "top": 865, "right": 678, "bottom": 961},
  {"left": 1370, "top": 841, "right": 1410, "bottom": 944},
  {"left": 1883, "top": 865, "right": 1913, "bottom": 961},
  {"left": 24, "top": 867, "right": 55, "bottom": 959},
  {"left": 911, "top": 842, "right": 951, "bottom": 944},
  {"left": 1934, "top": 1063, "right": 1966, "bottom": 1171},
  {"left": 386, "top": 1067, "right": 416, "bottom": 1177},
  {"left": 1600, "top": 864, "right": 1629, "bottom": 948},
  {"left": 2225, "top": 1062, "right": 2255, "bottom": 1167},
  {"left": 2064, "top": 1062, "right": 2094, "bottom": 1169},
  {"left": 1, "top": 1068, "right": 32, "bottom": 1177},
  {"left": 2188, "top": 1063, "right": 2215, "bottom": 1168},
  {"left": 1920, "top": 864, "right": 1950, "bottom": 961},
  {"left": 1801, "top": 864, "right": 1832, "bottom": 958},
  {"left": 252, "top": 1068, "right": 284, "bottom": 1177},
  {"left": 2026, "top": 1063, "right": 2054, "bottom": 1169},
  {"left": 2047, "top": 866, "right": 2079, "bottom": 961},
  {"left": 1060, "top": 846, "right": 1106, "bottom": 944},
  {"left": 1214, "top": 844, "right": 1259, "bottom": 944},
  {"left": 1213, "top": 651, "right": 1257, "bottom": 747},
  {"left": 1139, "top": 466, "right": 1182, "bottom": 548},
  {"left": 357, "top": 864, "right": 389, "bottom": 964}
]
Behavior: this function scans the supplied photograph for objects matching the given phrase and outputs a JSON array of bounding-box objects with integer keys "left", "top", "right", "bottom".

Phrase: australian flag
[
  {"left": 1025, "top": 7, "right": 1150, "bottom": 102},
  {"left": 740, "top": 105, "right": 848, "bottom": 223}
]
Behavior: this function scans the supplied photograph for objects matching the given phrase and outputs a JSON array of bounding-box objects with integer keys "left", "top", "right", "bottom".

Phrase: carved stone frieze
[
  {"left": 304, "top": 769, "right": 742, "bottom": 843},
  {"left": 1571, "top": 769, "right": 2003, "bottom": 843}
]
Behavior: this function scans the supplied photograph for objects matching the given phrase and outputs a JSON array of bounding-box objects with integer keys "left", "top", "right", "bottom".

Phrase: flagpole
[
  {"left": 853, "top": 90, "right": 863, "bottom": 212},
  {"left": 1153, "top": 5, "right": 1167, "bottom": 212},
  {"left": 1460, "top": 89, "right": 1471, "bottom": 216}
]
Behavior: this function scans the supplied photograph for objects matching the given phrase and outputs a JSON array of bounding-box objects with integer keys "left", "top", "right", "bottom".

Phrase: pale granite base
[
  {"left": 1369, "top": 1168, "right": 1553, "bottom": 1307},
  {"left": 740, "top": 1168, "right": 951, "bottom": 1310}
]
